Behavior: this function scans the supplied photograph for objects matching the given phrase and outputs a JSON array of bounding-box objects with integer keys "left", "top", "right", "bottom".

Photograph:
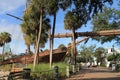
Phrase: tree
[
  {"left": 57, "top": 44, "right": 66, "bottom": 48},
  {"left": 0, "top": 32, "right": 11, "bottom": 61},
  {"left": 92, "top": 7, "right": 120, "bottom": 44},
  {"left": 94, "top": 47, "right": 105, "bottom": 66},
  {"left": 64, "top": 0, "right": 113, "bottom": 65},
  {"left": 46, "top": 0, "right": 60, "bottom": 68},
  {"left": 107, "top": 53, "right": 120, "bottom": 62},
  {"left": 47, "top": 0, "right": 74, "bottom": 68},
  {"left": 21, "top": 0, "right": 51, "bottom": 70},
  {"left": 79, "top": 45, "right": 96, "bottom": 65},
  {"left": 23, "top": 35, "right": 34, "bottom": 54}
]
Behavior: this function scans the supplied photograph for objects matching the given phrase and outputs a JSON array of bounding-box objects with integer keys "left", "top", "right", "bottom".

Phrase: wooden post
[
  {"left": 54, "top": 66, "right": 59, "bottom": 80},
  {"left": 72, "top": 27, "right": 76, "bottom": 65},
  {"left": 66, "top": 66, "right": 70, "bottom": 77},
  {"left": 77, "top": 63, "right": 80, "bottom": 72},
  {"left": 23, "top": 68, "right": 31, "bottom": 80},
  {"left": 72, "top": 65, "right": 76, "bottom": 74}
]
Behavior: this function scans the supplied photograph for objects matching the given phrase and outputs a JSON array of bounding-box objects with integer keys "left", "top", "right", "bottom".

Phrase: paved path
[{"left": 66, "top": 67, "right": 120, "bottom": 80}]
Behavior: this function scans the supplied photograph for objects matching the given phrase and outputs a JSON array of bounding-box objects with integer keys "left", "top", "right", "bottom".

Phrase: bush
[
  {"left": 116, "top": 64, "right": 120, "bottom": 72},
  {"left": 27, "top": 62, "right": 71, "bottom": 79}
]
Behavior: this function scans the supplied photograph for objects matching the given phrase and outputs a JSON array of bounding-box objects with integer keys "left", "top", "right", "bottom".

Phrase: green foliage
[
  {"left": 57, "top": 44, "right": 66, "bottom": 48},
  {"left": 79, "top": 45, "right": 96, "bottom": 62},
  {"left": 0, "top": 56, "right": 2, "bottom": 61},
  {"left": 46, "top": 0, "right": 59, "bottom": 15},
  {"left": 28, "top": 62, "right": 70, "bottom": 79},
  {"left": 0, "top": 32, "right": 11, "bottom": 46},
  {"left": 0, "top": 64, "right": 12, "bottom": 71},
  {"left": 76, "top": 57, "right": 86, "bottom": 63},
  {"left": 107, "top": 53, "right": 120, "bottom": 61},
  {"left": 92, "top": 7, "right": 120, "bottom": 44},
  {"left": 21, "top": 0, "right": 51, "bottom": 48},
  {"left": 107, "top": 54, "right": 114, "bottom": 61},
  {"left": 64, "top": 0, "right": 113, "bottom": 31},
  {"left": 116, "top": 64, "right": 120, "bottom": 72},
  {"left": 94, "top": 47, "right": 105, "bottom": 65}
]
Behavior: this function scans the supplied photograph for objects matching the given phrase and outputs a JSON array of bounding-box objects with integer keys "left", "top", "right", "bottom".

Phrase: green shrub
[
  {"left": 27, "top": 62, "right": 71, "bottom": 79},
  {"left": 116, "top": 64, "right": 120, "bottom": 72}
]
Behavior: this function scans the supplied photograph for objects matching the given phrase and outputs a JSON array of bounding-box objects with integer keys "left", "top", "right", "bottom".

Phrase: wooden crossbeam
[
  {"left": 67, "top": 37, "right": 90, "bottom": 48},
  {"left": 51, "top": 29, "right": 120, "bottom": 38}
]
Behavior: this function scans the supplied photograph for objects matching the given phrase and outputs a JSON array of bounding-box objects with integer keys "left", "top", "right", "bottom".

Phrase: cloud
[
  {"left": 0, "top": 19, "right": 26, "bottom": 54},
  {"left": 0, "top": 0, "right": 26, "bottom": 14},
  {"left": 0, "top": 19, "right": 23, "bottom": 40}
]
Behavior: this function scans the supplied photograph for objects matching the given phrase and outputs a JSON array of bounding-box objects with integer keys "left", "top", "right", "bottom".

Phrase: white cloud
[
  {"left": 0, "top": 19, "right": 26, "bottom": 54},
  {"left": 0, "top": 0, "right": 26, "bottom": 14},
  {"left": 0, "top": 19, "right": 23, "bottom": 40}
]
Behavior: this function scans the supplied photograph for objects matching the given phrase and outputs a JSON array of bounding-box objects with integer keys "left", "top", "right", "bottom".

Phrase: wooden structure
[
  {"left": 0, "top": 47, "right": 67, "bottom": 65},
  {"left": 51, "top": 29, "right": 120, "bottom": 38}
]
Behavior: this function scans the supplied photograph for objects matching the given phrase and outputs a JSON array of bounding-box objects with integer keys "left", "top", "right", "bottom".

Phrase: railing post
[
  {"left": 66, "top": 66, "right": 70, "bottom": 77},
  {"left": 72, "top": 65, "right": 76, "bottom": 74},
  {"left": 54, "top": 66, "right": 59, "bottom": 80},
  {"left": 23, "top": 68, "right": 31, "bottom": 80},
  {"left": 8, "top": 72, "right": 14, "bottom": 80},
  {"left": 77, "top": 63, "right": 80, "bottom": 72}
]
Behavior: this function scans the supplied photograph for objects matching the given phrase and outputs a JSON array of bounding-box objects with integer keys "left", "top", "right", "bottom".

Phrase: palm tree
[
  {"left": 0, "top": 32, "right": 11, "bottom": 61},
  {"left": 64, "top": 0, "right": 113, "bottom": 65},
  {"left": 45, "top": 0, "right": 60, "bottom": 68},
  {"left": 46, "top": 0, "right": 74, "bottom": 68},
  {"left": 64, "top": 11, "right": 83, "bottom": 65},
  {"left": 21, "top": 0, "right": 51, "bottom": 71}
]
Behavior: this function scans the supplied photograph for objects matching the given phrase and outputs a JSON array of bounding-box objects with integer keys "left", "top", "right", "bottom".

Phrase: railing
[
  {"left": 0, "top": 64, "right": 82, "bottom": 80},
  {"left": 0, "top": 68, "right": 31, "bottom": 80}
]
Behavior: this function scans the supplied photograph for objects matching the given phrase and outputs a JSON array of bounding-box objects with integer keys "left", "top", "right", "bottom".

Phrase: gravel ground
[{"left": 66, "top": 67, "right": 120, "bottom": 80}]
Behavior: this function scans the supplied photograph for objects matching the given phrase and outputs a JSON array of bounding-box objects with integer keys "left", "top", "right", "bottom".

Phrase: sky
[{"left": 0, "top": 0, "right": 119, "bottom": 54}]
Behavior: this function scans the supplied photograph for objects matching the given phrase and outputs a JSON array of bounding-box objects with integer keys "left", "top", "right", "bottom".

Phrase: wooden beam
[
  {"left": 50, "top": 29, "right": 120, "bottom": 38},
  {"left": 67, "top": 37, "right": 90, "bottom": 48}
]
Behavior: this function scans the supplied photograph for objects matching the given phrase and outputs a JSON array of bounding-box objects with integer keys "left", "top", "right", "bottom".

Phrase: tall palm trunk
[
  {"left": 50, "top": 13, "right": 56, "bottom": 68},
  {"left": 72, "top": 27, "right": 76, "bottom": 65},
  {"left": 33, "top": 8, "right": 43, "bottom": 71},
  {"left": 34, "top": 29, "right": 39, "bottom": 64}
]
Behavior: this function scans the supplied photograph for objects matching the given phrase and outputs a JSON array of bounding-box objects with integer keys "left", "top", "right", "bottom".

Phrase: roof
[{"left": 0, "top": 47, "right": 67, "bottom": 65}]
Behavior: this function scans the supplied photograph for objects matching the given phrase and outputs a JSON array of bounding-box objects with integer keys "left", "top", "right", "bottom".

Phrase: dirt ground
[{"left": 65, "top": 67, "right": 120, "bottom": 80}]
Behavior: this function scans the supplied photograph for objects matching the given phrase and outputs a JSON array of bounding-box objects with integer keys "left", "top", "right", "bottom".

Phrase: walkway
[{"left": 66, "top": 67, "right": 120, "bottom": 80}]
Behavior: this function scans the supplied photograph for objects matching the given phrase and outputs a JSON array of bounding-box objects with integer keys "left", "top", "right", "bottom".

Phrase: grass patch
[
  {"left": 27, "top": 62, "right": 72, "bottom": 79},
  {"left": 0, "top": 64, "right": 12, "bottom": 71},
  {"left": 0, "top": 62, "right": 72, "bottom": 79}
]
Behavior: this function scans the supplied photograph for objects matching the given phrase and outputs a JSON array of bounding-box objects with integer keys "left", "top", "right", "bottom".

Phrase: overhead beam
[{"left": 51, "top": 29, "right": 120, "bottom": 38}]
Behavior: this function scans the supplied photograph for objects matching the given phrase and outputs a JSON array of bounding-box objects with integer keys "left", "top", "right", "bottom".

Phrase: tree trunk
[
  {"left": 33, "top": 8, "right": 43, "bottom": 71},
  {"left": 2, "top": 42, "right": 5, "bottom": 61},
  {"left": 26, "top": 45, "right": 31, "bottom": 54},
  {"left": 72, "top": 27, "right": 76, "bottom": 65},
  {"left": 50, "top": 13, "right": 56, "bottom": 68}
]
